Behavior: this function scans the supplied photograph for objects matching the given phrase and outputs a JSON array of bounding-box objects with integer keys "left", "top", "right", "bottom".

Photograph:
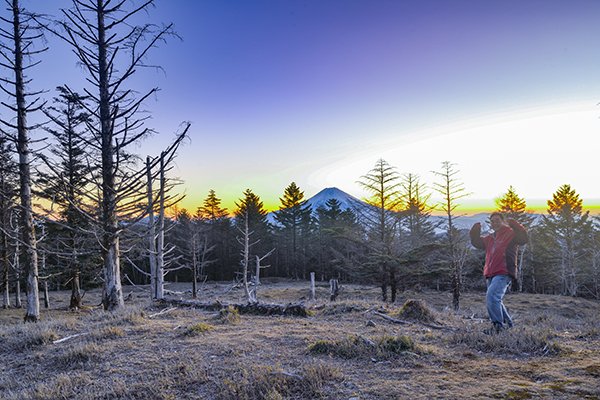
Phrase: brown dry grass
[{"left": 1, "top": 281, "right": 599, "bottom": 399}]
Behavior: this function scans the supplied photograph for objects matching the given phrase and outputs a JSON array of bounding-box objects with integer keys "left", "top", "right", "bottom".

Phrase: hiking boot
[{"left": 483, "top": 322, "right": 503, "bottom": 335}]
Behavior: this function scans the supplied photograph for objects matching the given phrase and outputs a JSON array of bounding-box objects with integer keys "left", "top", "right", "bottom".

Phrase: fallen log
[
  {"left": 156, "top": 298, "right": 310, "bottom": 317},
  {"left": 372, "top": 311, "right": 455, "bottom": 331}
]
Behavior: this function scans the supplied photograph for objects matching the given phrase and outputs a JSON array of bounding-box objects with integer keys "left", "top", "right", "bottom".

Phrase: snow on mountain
[
  {"left": 269, "top": 187, "right": 539, "bottom": 232},
  {"left": 303, "top": 187, "right": 368, "bottom": 214},
  {"left": 267, "top": 187, "right": 368, "bottom": 224}
]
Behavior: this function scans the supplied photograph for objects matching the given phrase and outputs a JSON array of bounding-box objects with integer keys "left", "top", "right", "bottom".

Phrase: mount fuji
[
  {"left": 268, "top": 187, "right": 495, "bottom": 233},
  {"left": 303, "top": 187, "right": 369, "bottom": 214}
]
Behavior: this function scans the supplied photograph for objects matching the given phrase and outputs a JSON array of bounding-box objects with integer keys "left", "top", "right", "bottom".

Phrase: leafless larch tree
[
  {"left": 0, "top": 0, "right": 47, "bottom": 321},
  {"left": 44, "top": 0, "right": 184, "bottom": 310}
]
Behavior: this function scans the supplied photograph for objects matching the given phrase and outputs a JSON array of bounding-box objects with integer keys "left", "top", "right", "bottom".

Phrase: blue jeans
[{"left": 486, "top": 275, "right": 513, "bottom": 328}]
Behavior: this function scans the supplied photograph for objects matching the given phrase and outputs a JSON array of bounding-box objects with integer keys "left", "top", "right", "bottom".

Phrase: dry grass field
[{"left": 1, "top": 280, "right": 599, "bottom": 399}]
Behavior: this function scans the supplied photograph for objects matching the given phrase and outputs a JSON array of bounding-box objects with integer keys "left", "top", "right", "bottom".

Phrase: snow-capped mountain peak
[{"left": 303, "top": 187, "right": 365, "bottom": 213}]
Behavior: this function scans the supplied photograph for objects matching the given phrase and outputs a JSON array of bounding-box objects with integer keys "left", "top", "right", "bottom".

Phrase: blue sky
[{"left": 24, "top": 0, "right": 600, "bottom": 212}]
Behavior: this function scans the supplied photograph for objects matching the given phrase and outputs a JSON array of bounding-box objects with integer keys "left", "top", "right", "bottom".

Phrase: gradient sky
[{"left": 26, "top": 0, "right": 600, "bottom": 213}]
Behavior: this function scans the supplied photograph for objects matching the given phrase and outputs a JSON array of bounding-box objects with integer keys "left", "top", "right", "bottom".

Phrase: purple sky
[{"left": 23, "top": 1, "right": 600, "bottom": 212}]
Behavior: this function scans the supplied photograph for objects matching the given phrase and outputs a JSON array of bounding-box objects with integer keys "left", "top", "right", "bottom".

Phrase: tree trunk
[
  {"left": 310, "top": 272, "right": 315, "bottom": 301},
  {"left": 452, "top": 263, "right": 461, "bottom": 312},
  {"left": 191, "top": 234, "right": 197, "bottom": 299},
  {"left": 15, "top": 277, "right": 21, "bottom": 308},
  {"left": 43, "top": 280, "right": 49, "bottom": 309},
  {"left": 330, "top": 279, "right": 339, "bottom": 301},
  {"left": 1, "top": 228, "right": 9, "bottom": 308},
  {"left": 97, "top": 1, "right": 123, "bottom": 311},
  {"left": 390, "top": 269, "right": 397, "bottom": 303},
  {"left": 146, "top": 156, "right": 157, "bottom": 299},
  {"left": 14, "top": 222, "right": 21, "bottom": 308},
  {"left": 12, "top": 0, "right": 39, "bottom": 322},
  {"left": 102, "top": 236, "right": 124, "bottom": 311},
  {"left": 69, "top": 270, "right": 82, "bottom": 309},
  {"left": 155, "top": 152, "right": 165, "bottom": 300},
  {"left": 241, "top": 212, "right": 253, "bottom": 302}
]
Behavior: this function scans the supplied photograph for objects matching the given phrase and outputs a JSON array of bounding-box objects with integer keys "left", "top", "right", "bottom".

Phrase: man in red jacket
[{"left": 470, "top": 212, "right": 528, "bottom": 334}]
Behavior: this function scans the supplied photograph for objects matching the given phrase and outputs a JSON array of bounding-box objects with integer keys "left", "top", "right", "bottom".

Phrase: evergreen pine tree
[
  {"left": 432, "top": 161, "right": 469, "bottom": 311},
  {"left": 196, "top": 190, "right": 232, "bottom": 280},
  {"left": 234, "top": 189, "right": 273, "bottom": 276},
  {"left": 397, "top": 173, "right": 438, "bottom": 287},
  {"left": 358, "top": 159, "right": 402, "bottom": 302},
  {"left": 535, "top": 184, "right": 593, "bottom": 296},
  {"left": 197, "top": 189, "right": 229, "bottom": 220},
  {"left": 0, "top": 133, "right": 18, "bottom": 308},
  {"left": 37, "top": 87, "right": 95, "bottom": 309},
  {"left": 274, "top": 182, "right": 313, "bottom": 279},
  {"left": 495, "top": 186, "right": 535, "bottom": 226},
  {"left": 315, "top": 198, "right": 361, "bottom": 280},
  {"left": 495, "top": 186, "right": 534, "bottom": 292},
  {"left": 399, "top": 173, "right": 436, "bottom": 249}
]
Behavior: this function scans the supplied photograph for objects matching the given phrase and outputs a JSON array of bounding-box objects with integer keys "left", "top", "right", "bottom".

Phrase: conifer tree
[
  {"left": 315, "top": 198, "right": 361, "bottom": 280},
  {"left": 358, "top": 159, "right": 402, "bottom": 302},
  {"left": 495, "top": 186, "right": 534, "bottom": 292},
  {"left": 197, "top": 189, "right": 232, "bottom": 280},
  {"left": 535, "top": 184, "right": 592, "bottom": 296},
  {"left": 433, "top": 161, "right": 469, "bottom": 311},
  {"left": 197, "top": 190, "right": 229, "bottom": 221},
  {"left": 0, "top": 133, "right": 18, "bottom": 308},
  {"left": 234, "top": 189, "right": 272, "bottom": 273},
  {"left": 399, "top": 173, "right": 436, "bottom": 249},
  {"left": 274, "top": 182, "right": 313, "bottom": 279},
  {"left": 495, "top": 186, "right": 535, "bottom": 226},
  {"left": 37, "top": 86, "right": 94, "bottom": 309},
  {"left": 397, "top": 173, "right": 438, "bottom": 286}
]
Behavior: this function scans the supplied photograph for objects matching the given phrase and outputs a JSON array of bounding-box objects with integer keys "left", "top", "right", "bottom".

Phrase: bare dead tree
[
  {"left": 0, "top": 0, "right": 48, "bottom": 321},
  {"left": 238, "top": 211, "right": 254, "bottom": 302},
  {"left": 251, "top": 249, "right": 274, "bottom": 301},
  {"left": 155, "top": 152, "right": 166, "bottom": 300},
  {"left": 46, "top": 0, "right": 182, "bottom": 310},
  {"left": 236, "top": 211, "right": 274, "bottom": 303},
  {"left": 190, "top": 232, "right": 215, "bottom": 299},
  {"left": 145, "top": 155, "right": 157, "bottom": 298}
]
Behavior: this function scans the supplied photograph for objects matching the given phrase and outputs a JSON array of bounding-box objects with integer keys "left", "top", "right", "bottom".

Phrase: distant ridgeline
[{"left": 266, "top": 187, "right": 541, "bottom": 234}]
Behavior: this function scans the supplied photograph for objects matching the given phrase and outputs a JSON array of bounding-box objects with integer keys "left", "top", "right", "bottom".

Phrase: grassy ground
[{"left": 1, "top": 281, "right": 599, "bottom": 399}]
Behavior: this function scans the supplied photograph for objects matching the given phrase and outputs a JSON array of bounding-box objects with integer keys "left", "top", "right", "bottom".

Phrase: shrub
[
  {"left": 184, "top": 322, "right": 214, "bottom": 336},
  {"left": 378, "top": 335, "right": 415, "bottom": 354},
  {"left": 394, "top": 299, "right": 437, "bottom": 323},
  {"left": 217, "top": 306, "right": 240, "bottom": 324},
  {"left": 308, "top": 334, "right": 419, "bottom": 359},
  {"left": 217, "top": 363, "right": 343, "bottom": 400},
  {"left": 449, "top": 326, "right": 562, "bottom": 356},
  {"left": 54, "top": 343, "right": 102, "bottom": 369},
  {"left": 0, "top": 325, "right": 60, "bottom": 352},
  {"left": 92, "top": 326, "right": 126, "bottom": 341}
]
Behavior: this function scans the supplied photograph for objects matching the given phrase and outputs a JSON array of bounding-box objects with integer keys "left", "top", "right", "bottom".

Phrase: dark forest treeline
[
  {"left": 5, "top": 157, "right": 599, "bottom": 310},
  {"left": 123, "top": 163, "right": 600, "bottom": 303}
]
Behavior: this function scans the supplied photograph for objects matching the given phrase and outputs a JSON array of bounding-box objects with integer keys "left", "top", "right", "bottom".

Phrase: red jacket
[{"left": 470, "top": 219, "right": 528, "bottom": 279}]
